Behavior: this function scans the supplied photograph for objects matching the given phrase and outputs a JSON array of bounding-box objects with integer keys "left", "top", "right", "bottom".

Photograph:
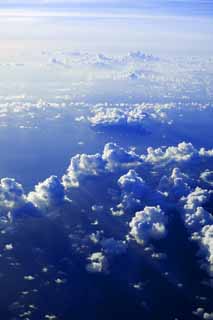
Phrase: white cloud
[
  {"left": 198, "top": 225, "right": 213, "bottom": 276},
  {"left": 89, "top": 107, "right": 151, "bottom": 130},
  {"left": 102, "top": 143, "right": 141, "bottom": 171},
  {"left": 0, "top": 137, "right": 212, "bottom": 287},
  {"left": 86, "top": 252, "right": 108, "bottom": 273},
  {"left": 158, "top": 167, "right": 191, "bottom": 200},
  {"left": 185, "top": 207, "right": 213, "bottom": 233},
  {"left": 183, "top": 187, "right": 212, "bottom": 217},
  {"left": 203, "top": 312, "right": 213, "bottom": 320},
  {"left": 62, "top": 153, "right": 105, "bottom": 188},
  {"left": 118, "top": 169, "right": 148, "bottom": 196},
  {"left": 63, "top": 143, "right": 142, "bottom": 188},
  {"left": 111, "top": 170, "right": 150, "bottom": 216},
  {"left": 193, "top": 307, "right": 205, "bottom": 317},
  {"left": 182, "top": 187, "right": 213, "bottom": 275},
  {"left": 142, "top": 142, "right": 213, "bottom": 167},
  {"left": 28, "top": 175, "right": 67, "bottom": 210},
  {"left": 0, "top": 178, "right": 38, "bottom": 221},
  {"left": 112, "top": 169, "right": 167, "bottom": 216},
  {"left": 0, "top": 178, "right": 26, "bottom": 211},
  {"left": 200, "top": 170, "right": 213, "bottom": 187},
  {"left": 0, "top": 175, "right": 70, "bottom": 223},
  {"left": 4, "top": 243, "right": 14, "bottom": 251},
  {"left": 129, "top": 206, "right": 168, "bottom": 245},
  {"left": 88, "top": 104, "right": 169, "bottom": 132},
  {"left": 143, "top": 142, "right": 198, "bottom": 165}
]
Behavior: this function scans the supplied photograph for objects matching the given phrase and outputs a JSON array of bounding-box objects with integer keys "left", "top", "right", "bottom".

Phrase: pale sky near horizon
[{"left": 0, "top": 0, "right": 212, "bottom": 58}]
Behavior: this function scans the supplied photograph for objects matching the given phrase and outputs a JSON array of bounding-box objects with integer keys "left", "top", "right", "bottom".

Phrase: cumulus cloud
[
  {"left": 182, "top": 187, "right": 213, "bottom": 236},
  {"left": 183, "top": 187, "right": 212, "bottom": 218},
  {"left": 111, "top": 193, "right": 142, "bottom": 216},
  {"left": 88, "top": 102, "right": 171, "bottom": 132},
  {"left": 89, "top": 107, "right": 153, "bottom": 131},
  {"left": 89, "top": 108, "right": 128, "bottom": 128},
  {"left": 197, "top": 225, "right": 213, "bottom": 276},
  {"left": 0, "top": 175, "right": 70, "bottom": 224},
  {"left": 103, "top": 143, "right": 141, "bottom": 171},
  {"left": 118, "top": 169, "right": 149, "bottom": 197},
  {"left": 62, "top": 153, "right": 105, "bottom": 188},
  {"left": 111, "top": 170, "right": 150, "bottom": 216},
  {"left": 129, "top": 206, "right": 168, "bottom": 245},
  {"left": 28, "top": 175, "right": 68, "bottom": 211},
  {"left": 0, "top": 178, "right": 38, "bottom": 221},
  {"left": 0, "top": 178, "right": 26, "bottom": 211},
  {"left": 86, "top": 252, "right": 108, "bottom": 273},
  {"left": 182, "top": 187, "right": 213, "bottom": 275},
  {"left": 0, "top": 138, "right": 212, "bottom": 286},
  {"left": 62, "top": 143, "right": 142, "bottom": 188},
  {"left": 158, "top": 167, "right": 191, "bottom": 200},
  {"left": 142, "top": 142, "right": 213, "bottom": 167},
  {"left": 185, "top": 207, "right": 213, "bottom": 232},
  {"left": 112, "top": 169, "right": 166, "bottom": 216}
]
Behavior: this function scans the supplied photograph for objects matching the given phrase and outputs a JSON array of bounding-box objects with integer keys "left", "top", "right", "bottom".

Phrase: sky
[
  {"left": 1, "top": 20, "right": 212, "bottom": 58},
  {"left": 0, "top": 0, "right": 213, "bottom": 16},
  {"left": 0, "top": 0, "right": 212, "bottom": 59}
]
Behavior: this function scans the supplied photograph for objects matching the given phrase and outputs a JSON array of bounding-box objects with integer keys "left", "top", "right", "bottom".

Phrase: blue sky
[{"left": 0, "top": 0, "right": 213, "bottom": 16}]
